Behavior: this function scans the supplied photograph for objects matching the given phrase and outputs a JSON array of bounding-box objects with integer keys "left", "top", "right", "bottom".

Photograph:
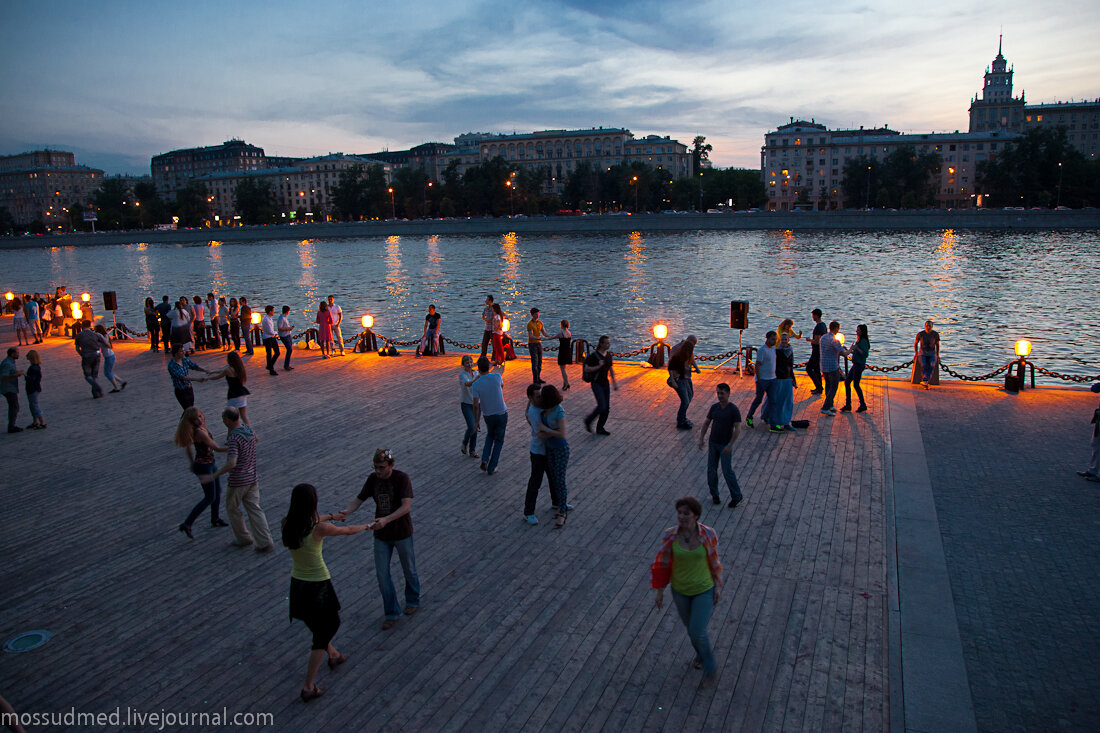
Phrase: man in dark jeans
[
  {"left": 668, "top": 335, "right": 699, "bottom": 430},
  {"left": 1, "top": 347, "right": 24, "bottom": 433},
  {"left": 260, "top": 305, "right": 280, "bottom": 376},
  {"left": 583, "top": 335, "right": 617, "bottom": 436},
  {"left": 479, "top": 295, "right": 494, "bottom": 358},
  {"left": 74, "top": 321, "right": 104, "bottom": 398},
  {"left": 806, "top": 308, "right": 827, "bottom": 395},
  {"left": 156, "top": 295, "right": 173, "bottom": 353}
]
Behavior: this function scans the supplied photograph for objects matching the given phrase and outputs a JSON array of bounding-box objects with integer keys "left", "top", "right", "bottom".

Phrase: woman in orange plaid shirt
[{"left": 650, "top": 497, "right": 723, "bottom": 684}]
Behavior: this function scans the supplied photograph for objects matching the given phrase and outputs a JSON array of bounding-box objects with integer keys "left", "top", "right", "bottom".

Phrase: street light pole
[
  {"left": 387, "top": 187, "right": 395, "bottom": 219},
  {"left": 632, "top": 175, "right": 639, "bottom": 213},
  {"left": 864, "top": 166, "right": 872, "bottom": 209},
  {"left": 506, "top": 180, "right": 514, "bottom": 217},
  {"left": 423, "top": 181, "right": 433, "bottom": 218},
  {"left": 1056, "top": 162, "right": 1063, "bottom": 207}
]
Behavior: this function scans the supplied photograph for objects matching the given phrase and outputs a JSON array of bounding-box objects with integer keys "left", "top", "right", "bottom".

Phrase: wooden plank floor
[{"left": 0, "top": 334, "right": 888, "bottom": 731}]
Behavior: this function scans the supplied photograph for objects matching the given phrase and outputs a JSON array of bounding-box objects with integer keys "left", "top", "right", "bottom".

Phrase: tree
[
  {"left": 691, "top": 136, "right": 712, "bottom": 176},
  {"left": 977, "top": 127, "right": 1100, "bottom": 208},
  {"left": 173, "top": 182, "right": 210, "bottom": 228},
  {"left": 0, "top": 206, "right": 15, "bottom": 235},
  {"left": 840, "top": 146, "right": 941, "bottom": 209},
  {"left": 234, "top": 179, "right": 277, "bottom": 225},
  {"left": 93, "top": 177, "right": 132, "bottom": 230},
  {"left": 134, "top": 181, "right": 168, "bottom": 228}
]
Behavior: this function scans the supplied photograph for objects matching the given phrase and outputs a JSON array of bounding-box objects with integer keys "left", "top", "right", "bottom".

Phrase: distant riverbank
[{"left": 4, "top": 208, "right": 1099, "bottom": 248}]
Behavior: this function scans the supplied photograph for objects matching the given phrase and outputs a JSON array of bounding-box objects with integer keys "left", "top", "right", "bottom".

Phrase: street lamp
[
  {"left": 423, "top": 181, "right": 433, "bottom": 218},
  {"left": 647, "top": 323, "right": 670, "bottom": 368},
  {"left": 505, "top": 180, "right": 514, "bottom": 218},
  {"left": 631, "top": 175, "right": 639, "bottom": 214},
  {"left": 1057, "top": 162, "right": 1064, "bottom": 207},
  {"left": 864, "top": 165, "right": 872, "bottom": 209},
  {"left": 387, "top": 187, "right": 396, "bottom": 219}
]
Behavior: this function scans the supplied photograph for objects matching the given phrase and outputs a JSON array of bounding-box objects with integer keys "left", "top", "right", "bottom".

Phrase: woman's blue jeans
[
  {"left": 184, "top": 462, "right": 223, "bottom": 526},
  {"left": 460, "top": 402, "right": 478, "bottom": 453},
  {"left": 671, "top": 586, "right": 716, "bottom": 676}
]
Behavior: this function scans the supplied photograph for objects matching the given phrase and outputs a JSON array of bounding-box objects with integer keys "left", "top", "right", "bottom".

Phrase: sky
[{"left": 2, "top": 0, "right": 1098, "bottom": 175}]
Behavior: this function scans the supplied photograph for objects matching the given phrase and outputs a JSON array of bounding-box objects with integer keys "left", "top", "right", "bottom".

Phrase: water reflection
[
  {"left": 625, "top": 231, "right": 646, "bottom": 311},
  {"left": 423, "top": 235, "right": 446, "bottom": 296},
  {"left": 500, "top": 232, "right": 521, "bottom": 306},
  {"left": 385, "top": 237, "right": 410, "bottom": 332}
]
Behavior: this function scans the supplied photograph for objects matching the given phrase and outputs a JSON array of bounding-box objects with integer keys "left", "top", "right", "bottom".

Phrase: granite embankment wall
[{"left": 4, "top": 209, "right": 1099, "bottom": 249}]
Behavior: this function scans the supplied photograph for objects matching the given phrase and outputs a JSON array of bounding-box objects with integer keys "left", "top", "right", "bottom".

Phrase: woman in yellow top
[
  {"left": 649, "top": 497, "right": 723, "bottom": 684},
  {"left": 777, "top": 318, "right": 802, "bottom": 342},
  {"left": 281, "top": 483, "right": 370, "bottom": 702}
]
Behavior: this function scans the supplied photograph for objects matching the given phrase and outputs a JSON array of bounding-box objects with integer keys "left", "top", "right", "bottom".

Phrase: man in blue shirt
[{"left": 472, "top": 357, "right": 508, "bottom": 475}]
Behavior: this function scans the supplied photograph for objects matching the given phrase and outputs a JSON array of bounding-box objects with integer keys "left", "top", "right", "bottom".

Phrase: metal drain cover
[{"left": 3, "top": 630, "right": 52, "bottom": 652}]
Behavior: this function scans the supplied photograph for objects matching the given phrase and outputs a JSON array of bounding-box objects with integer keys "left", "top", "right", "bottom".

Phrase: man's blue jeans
[
  {"left": 707, "top": 442, "right": 742, "bottom": 501},
  {"left": 280, "top": 336, "right": 293, "bottom": 369},
  {"left": 921, "top": 353, "right": 936, "bottom": 383},
  {"left": 374, "top": 535, "right": 420, "bottom": 620},
  {"left": 747, "top": 377, "right": 773, "bottom": 419},
  {"left": 674, "top": 376, "right": 693, "bottom": 425},
  {"left": 483, "top": 412, "right": 508, "bottom": 473},
  {"left": 671, "top": 586, "right": 716, "bottom": 676},
  {"left": 586, "top": 382, "right": 610, "bottom": 430},
  {"left": 460, "top": 402, "right": 478, "bottom": 453}
]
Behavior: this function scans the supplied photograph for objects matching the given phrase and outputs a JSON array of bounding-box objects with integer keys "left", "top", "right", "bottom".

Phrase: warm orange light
[
  {"left": 81, "top": 292, "right": 90, "bottom": 302},
  {"left": 653, "top": 324, "right": 668, "bottom": 340},
  {"left": 1015, "top": 340, "right": 1031, "bottom": 357},
  {"left": 502, "top": 318, "right": 510, "bottom": 333},
  {"left": 836, "top": 332, "right": 845, "bottom": 346},
  {"left": 361, "top": 315, "right": 374, "bottom": 329},
  {"left": 250, "top": 312, "right": 261, "bottom": 325},
  {"left": 71, "top": 302, "right": 83, "bottom": 320},
  {"left": 4, "top": 292, "right": 12, "bottom": 301}
]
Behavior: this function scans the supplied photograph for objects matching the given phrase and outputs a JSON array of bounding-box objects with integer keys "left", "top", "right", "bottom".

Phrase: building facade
[
  {"left": 0, "top": 150, "right": 104, "bottom": 228},
  {"left": 194, "top": 153, "right": 390, "bottom": 222},
  {"left": 760, "top": 120, "right": 1018, "bottom": 210},
  {"left": 151, "top": 139, "right": 271, "bottom": 200}
]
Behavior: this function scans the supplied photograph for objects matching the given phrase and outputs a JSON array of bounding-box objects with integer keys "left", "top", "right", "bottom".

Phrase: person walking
[
  {"left": 1, "top": 347, "right": 24, "bottom": 433},
  {"left": 914, "top": 320, "right": 940, "bottom": 389},
  {"left": 261, "top": 305, "right": 281, "bottom": 375},
  {"left": 458, "top": 355, "right": 480, "bottom": 459},
  {"left": 768, "top": 333, "right": 798, "bottom": 431},
  {"left": 278, "top": 306, "right": 294, "bottom": 371},
  {"left": 583, "top": 336, "right": 617, "bottom": 435},
  {"left": 806, "top": 308, "right": 826, "bottom": 395},
  {"left": 25, "top": 295, "right": 43, "bottom": 344},
  {"left": 315, "top": 301, "right": 334, "bottom": 360},
  {"left": 12, "top": 298, "right": 31, "bottom": 346},
  {"left": 73, "top": 321, "right": 105, "bottom": 399},
  {"left": 668, "top": 335, "right": 699, "bottom": 430},
  {"left": 650, "top": 497, "right": 723, "bottom": 686},
  {"left": 526, "top": 308, "right": 547, "bottom": 383},
  {"left": 819, "top": 321, "right": 845, "bottom": 415},
  {"left": 841, "top": 324, "right": 870, "bottom": 412},
  {"left": 205, "top": 351, "right": 251, "bottom": 425},
  {"left": 745, "top": 331, "right": 776, "bottom": 429},
  {"left": 24, "top": 349, "right": 45, "bottom": 430},
  {"left": 554, "top": 319, "right": 573, "bottom": 390},
  {"left": 93, "top": 324, "right": 127, "bottom": 393},
  {"left": 327, "top": 295, "right": 345, "bottom": 356},
  {"left": 281, "top": 483, "right": 369, "bottom": 702},
  {"left": 697, "top": 383, "right": 744, "bottom": 507},
  {"left": 539, "top": 384, "right": 571, "bottom": 529},
  {"left": 336, "top": 449, "right": 421, "bottom": 630},
  {"left": 167, "top": 343, "right": 210, "bottom": 410},
  {"left": 210, "top": 406, "right": 274, "bottom": 552},
  {"left": 1077, "top": 383, "right": 1100, "bottom": 483},
  {"left": 480, "top": 295, "right": 494, "bottom": 358},
  {"left": 155, "top": 295, "right": 173, "bottom": 353},
  {"left": 522, "top": 383, "right": 557, "bottom": 525},
  {"left": 472, "top": 357, "right": 508, "bottom": 475},
  {"left": 174, "top": 406, "right": 230, "bottom": 539},
  {"left": 239, "top": 297, "right": 254, "bottom": 355},
  {"left": 228, "top": 297, "right": 242, "bottom": 352}
]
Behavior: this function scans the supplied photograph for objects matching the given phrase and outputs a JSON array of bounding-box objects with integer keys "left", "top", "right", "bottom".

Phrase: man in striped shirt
[{"left": 212, "top": 406, "right": 273, "bottom": 552}]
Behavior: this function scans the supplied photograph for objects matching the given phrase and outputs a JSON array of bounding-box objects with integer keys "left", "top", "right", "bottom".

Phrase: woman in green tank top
[
  {"left": 281, "top": 483, "right": 370, "bottom": 702},
  {"left": 649, "top": 497, "right": 724, "bottom": 684}
]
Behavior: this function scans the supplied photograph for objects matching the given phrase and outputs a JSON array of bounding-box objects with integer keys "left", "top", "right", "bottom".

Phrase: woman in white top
[
  {"left": 458, "top": 355, "right": 480, "bottom": 458},
  {"left": 92, "top": 323, "right": 127, "bottom": 392},
  {"left": 170, "top": 299, "right": 194, "bottom": 354}
]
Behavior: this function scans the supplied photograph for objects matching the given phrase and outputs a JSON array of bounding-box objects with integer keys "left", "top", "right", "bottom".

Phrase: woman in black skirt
[
  {"left": 281, "top": 483, "right": 369, "bottom": 702},
  {"left": 555, "top": 319, "right": 573, "bottom": 390}
]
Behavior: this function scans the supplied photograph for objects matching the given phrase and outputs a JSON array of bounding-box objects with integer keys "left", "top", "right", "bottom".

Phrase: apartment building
[{"left": 0, "top": 150, "right": 103, "bottom": 227}]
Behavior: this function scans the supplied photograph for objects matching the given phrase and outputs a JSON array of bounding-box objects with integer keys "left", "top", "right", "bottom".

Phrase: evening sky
[{"left": 1, "top": 0, "right": 1098, "bottom": 174}]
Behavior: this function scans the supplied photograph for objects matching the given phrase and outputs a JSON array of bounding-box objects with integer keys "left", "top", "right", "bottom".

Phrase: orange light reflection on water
[
  {"left": 500, "top": 232, "right": 521, "bottom": 304},
  {"left": 625, "top": 231, "right": 646, "bottom": 310}
]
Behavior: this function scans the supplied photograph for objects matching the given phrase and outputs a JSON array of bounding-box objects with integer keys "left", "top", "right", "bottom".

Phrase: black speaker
[
  {"left": 730, "top": 301, "right": 749, "bottom": 330},
  {"left": 103, "top": 291, "right": 117, "bottom": 311}
]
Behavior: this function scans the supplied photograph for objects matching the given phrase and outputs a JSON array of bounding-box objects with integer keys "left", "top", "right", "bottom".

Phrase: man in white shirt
[
  {"left": 327, "top": 295, "right": 345, "bottom": 356},
  {"left": 745, "top": 331, "right": 777, "bottom": 428},
  {"left": 260, "top": 305, "right": 280, "bottom": 376}
]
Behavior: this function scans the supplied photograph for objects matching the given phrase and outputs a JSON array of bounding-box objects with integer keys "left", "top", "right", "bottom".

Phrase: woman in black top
[
  {"left": 173, "top": 406, "right": 229, "bottom": 538},
  {"left": 144, "top": 297, "right": 161, "bottom": 352},
  {"left": 555, "top": 319, "right": 573, "bottom": 390},
  {"left": 207, "top": 351, "right": 252, "bottom": 425}
]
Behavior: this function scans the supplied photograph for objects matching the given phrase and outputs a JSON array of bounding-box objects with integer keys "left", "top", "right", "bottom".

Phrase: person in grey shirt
[
  {"left": 73, "top": 320, "right": 105, "bottom": 398},
  {"left": 745, "top": 331, "right": 777, "bottom": 428}
]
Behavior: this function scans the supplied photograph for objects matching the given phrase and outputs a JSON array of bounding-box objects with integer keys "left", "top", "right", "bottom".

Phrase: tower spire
[{"left": 998, "top": 32, "right": 1002, "bottom": 56}]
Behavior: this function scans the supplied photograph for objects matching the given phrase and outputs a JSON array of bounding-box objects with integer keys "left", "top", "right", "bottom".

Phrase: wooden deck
[{"left": 0, "top": 334, "right": 890, "bottom": 731}]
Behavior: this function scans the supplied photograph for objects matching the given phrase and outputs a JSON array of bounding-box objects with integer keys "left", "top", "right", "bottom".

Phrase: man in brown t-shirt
[{"left": 337, "top": 448, "right": 420, "bottom": 630}]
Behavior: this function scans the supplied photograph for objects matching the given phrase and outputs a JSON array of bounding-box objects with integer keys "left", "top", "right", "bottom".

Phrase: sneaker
[
  {"left": 769, "top": 425, "right": 784, "bottom": 433},
  {"left": 523, "top": 515, "right": 539, "bottom": 525},
  {"left": 728, "top": 498, "right": 742, "bottom": 508},
  {"left": 745, "top": 417, "right": 754, "bottom": 428},
  {"left": 550, "top": 503, "right": 574, "bottom": 512},
  {"left": 856, "top": 405, "right": 868, "bottom": 412},
  {"left": 254, "top": 544, "right": 274, "bottom": 553},
  {"left": 596, "top": 428, "right": 611, "bottom": 436},
  {"left": 712, "top": 496, "right": 721, "bottom": 505},
  {"left": 820, "top": 409, "right": 833, "bottom": 416},
  {"left": 840, "top": 405, "right": 852, "bottom": 412}
]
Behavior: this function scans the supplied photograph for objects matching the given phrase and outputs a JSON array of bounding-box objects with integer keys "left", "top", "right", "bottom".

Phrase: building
[
  {"left": 0, "top": 150, "right": 104, "bottom": 228},
  {"left": 193, "top": 153, "right": 390, "bottom": 222},
  {"left": 967, "top": 39, "right": 1099, "bottom": 159},
  {"left": 150, "top": 139, "right": 273, "bottom": 200},
  {"left": 760, "top": 120, "right": 1018, "bottom": 210}
]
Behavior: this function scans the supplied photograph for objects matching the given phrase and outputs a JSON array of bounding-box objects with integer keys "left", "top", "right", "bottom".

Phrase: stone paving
[{"left": 913, "top": 383, "right": 1100, "bottom": 733}]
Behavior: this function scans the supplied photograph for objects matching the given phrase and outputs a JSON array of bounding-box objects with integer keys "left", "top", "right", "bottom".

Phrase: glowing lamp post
[
  {"left": 81, "top": 292, "right": 90, "bottom": 303},
  {"left": 837, "top": 332, "right": 848, "bottom": 379},
  {"left": 1015, "top": 340, "right": 1031, "bottom": 358},
  {"left": 647, "top": 323, "right": 670, "bottom": 368},
  {"left": 358, "top": 314, "right": 377, "bottom": 352},
  {"left": 1008, "top": 339, "right": 1034, "bottom": 392},
  {"left": 250, "top": 311, "right": 262, "bottom": 344},
  {"left": 501, "top": 318, "right": 510, "bottom": 333},
  {"left": 4, "top": 292, "right": 12, "bottom": 314}
]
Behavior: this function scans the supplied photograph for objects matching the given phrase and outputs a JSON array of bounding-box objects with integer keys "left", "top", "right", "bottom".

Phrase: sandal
[
  {"left": 468, "top": 451, "right": 479, "bottom": 459},
  {"left": 300, "top": 685, "right": 325, "bottom": 703},
  {"left": 553, "top": 513, "right": 566, "bottom": 529},
  {"left": 327, "top": 652, "right": 348, "bottom": 670}
]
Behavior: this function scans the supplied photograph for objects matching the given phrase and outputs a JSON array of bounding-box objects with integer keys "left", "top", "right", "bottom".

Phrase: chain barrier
[
  {"left": 938, "top": 361, "right": 1012, "bottom": 382},
  {"left": 695, "top": 349, "right": 742, "bottom": 362},
  {"left": 865, "top": 359, "right": 914, "bottom": 373},
  {"left": 1026, "top": 361, "right": 1100, "bottom": 384},
  {"left": 108, "top": 323, "right": 148, "bottom": 339}
]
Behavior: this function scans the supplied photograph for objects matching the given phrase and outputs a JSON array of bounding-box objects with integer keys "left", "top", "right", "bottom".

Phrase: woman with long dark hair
[
  {"left": 228, "top": 297, "right": 241, "bottom": 351},
  {"left": 842, "top": 324, "right": 870, "bottom": 413},
  {"left": 174, "top": 406, "right": 229, "bottom": 538},
  {"left": 93, "top": 324, "right": 127, "bottom": 393},
  {"left": 315, "top": 301, "right": 334, "bottom": 359},
  {"left": 458, "top": 355, "right": 480, "bottom": 458},
  {"left": 144, "top": 297, "right": 161, "bottom": 352},
  {"left": 206, "top": 351, "right": 251, "bottom": 425},
  {"left": 490, "top": 303, "right": 506, "bottom": 366},
  {"left": 170, "top": 298, "right": 193, "bottom": 354},
  {"left": 650, "top": 497, "right": 723, "bottom": 686},
  {"left": 281, "top": 483, "right": 369, "bottom": 702},
  {"left": 555, "top": 319, "right": 572, "bottom": 390},
  {"left": 767, "top": 332, "right": 797, "bottom": 432}
]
